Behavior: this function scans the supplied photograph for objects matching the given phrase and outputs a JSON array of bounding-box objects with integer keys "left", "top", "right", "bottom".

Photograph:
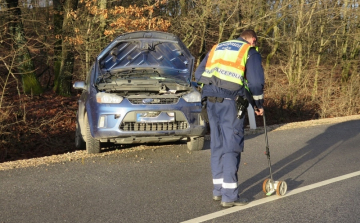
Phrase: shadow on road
[{"left": 238, "top": 120, "right": 360, "bottom": 201}]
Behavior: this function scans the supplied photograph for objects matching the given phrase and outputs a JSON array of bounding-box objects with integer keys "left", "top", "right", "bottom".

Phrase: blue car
[{"left": 73, "top": 31, "right": 207, "bottom": 153}]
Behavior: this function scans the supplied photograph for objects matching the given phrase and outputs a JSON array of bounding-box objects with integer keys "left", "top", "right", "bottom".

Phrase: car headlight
[
  {"left": 182, "top": 90, "right": 201, "bottom": 102},
  {"left": 96, "top": 92, "right": 123, "bottom": 103}
]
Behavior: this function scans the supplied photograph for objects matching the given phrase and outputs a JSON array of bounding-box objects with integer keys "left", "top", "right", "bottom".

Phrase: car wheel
[
  {"left": 75, "top": 121, "right": 86, "bottom": 149},
  {"left": 85, "top": 113, "right": 101, "bottom": 154},
  {"left": 187, "top": 136, "right": 204, "bottom": 151}
]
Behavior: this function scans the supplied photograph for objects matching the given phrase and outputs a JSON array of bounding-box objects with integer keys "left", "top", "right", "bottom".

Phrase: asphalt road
[{"left": 1, "top": 119, "right": 360, "bottom": 223}]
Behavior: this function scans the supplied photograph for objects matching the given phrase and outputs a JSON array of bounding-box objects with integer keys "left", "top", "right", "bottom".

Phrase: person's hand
[{"left": 255, "top": 108, "right": 264, "bottom": 116}]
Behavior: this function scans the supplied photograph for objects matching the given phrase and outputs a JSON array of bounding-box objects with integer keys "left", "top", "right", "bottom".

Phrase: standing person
[{"left": 195, "top": 30, "right": 265, "bottom": 208}]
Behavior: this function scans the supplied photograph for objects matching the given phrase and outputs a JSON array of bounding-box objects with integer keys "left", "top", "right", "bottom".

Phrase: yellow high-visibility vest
[{"left": 199, "top": 40, "right": 255, "bottom": 91}]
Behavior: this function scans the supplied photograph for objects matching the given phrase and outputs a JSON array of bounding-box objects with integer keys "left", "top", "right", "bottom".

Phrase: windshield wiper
[
  {"left": 112, "top": 70, "right": 162, "bottom": 77},
  {"left": 157, "top": 75, "right": 189, "bottom": 86}
]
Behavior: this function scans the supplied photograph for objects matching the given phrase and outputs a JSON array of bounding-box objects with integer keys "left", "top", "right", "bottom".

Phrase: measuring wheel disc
[
  {"left": 276, "top": 181, "right": 288, "bottom": 196},
  {"left": 262, "top": 179, "right": 271, "bottom": 193}
]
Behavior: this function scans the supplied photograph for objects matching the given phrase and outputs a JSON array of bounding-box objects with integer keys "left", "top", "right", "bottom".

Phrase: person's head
[{"left": 240, "top": 30, "right": 257, "bottom": 46}]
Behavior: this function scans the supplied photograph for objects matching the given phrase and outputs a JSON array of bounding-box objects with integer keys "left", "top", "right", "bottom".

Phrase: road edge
[{"left": 2, "top": 115, "right": 360, "bottom": 171}]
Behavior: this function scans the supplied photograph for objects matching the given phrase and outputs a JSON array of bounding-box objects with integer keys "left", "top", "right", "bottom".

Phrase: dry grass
[
  {"left": 0, "top": 77, "right": 79, "bottom": 163},
  {"left": 262, "top": 64, "right": 360, "bottom": 126}
]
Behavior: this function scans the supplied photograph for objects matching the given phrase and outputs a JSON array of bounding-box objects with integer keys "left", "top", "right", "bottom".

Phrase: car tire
[
  {"left": 85, "top": 113, "right": 101, "bottom": 154},
  {"left": 75, "top": 121, "right": 86, "bottom": 149},
  {"left": 187, "top": 136, "right": 205, "bottom": 151}
]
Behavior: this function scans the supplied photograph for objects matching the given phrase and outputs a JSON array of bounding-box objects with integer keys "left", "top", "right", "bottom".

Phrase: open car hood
[{"left": 96, "top": 31, "right": 194, "bottom": 81}]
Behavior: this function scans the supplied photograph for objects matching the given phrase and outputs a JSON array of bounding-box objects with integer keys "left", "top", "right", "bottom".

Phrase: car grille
[
  {"left": 120, "top": 122, "right": 188, "bottom": 131},
  {"left": 128, "top": 98, "right": 179, "bottom": 104}
]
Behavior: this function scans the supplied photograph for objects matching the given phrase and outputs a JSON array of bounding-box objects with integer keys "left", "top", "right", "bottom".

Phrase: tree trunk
[
  {"left": 6, "top": 0, "right": 43, "bottom": 95},
  {"left": 294, "top": 0, "right": 304, "bottom": 85},
  {"left": 98, "top": 0, "right": 107, "bottom": 46},
  {"left": 217, "top": 11, "right": 226, "bottom": 43},
  {"left": 265, "top": 25, "right": 279, "bottom": 74},
  {"left": 228, "top": 0, "right": 241, "bottom": 40},
  {"left": 54, "top": 0, "right": 78, "bottom": 96},
  {"left": 53, "top": 0, "right": 64, "bottom": 91},
  {"left": 340, "top": 0, "right": 350, "bottom": 83},
  {"left": 313, "top": 22, "right": 324, "bottom": 101},
  {"left": 179, "top": 0, "right": 187, "bottom": 16}
]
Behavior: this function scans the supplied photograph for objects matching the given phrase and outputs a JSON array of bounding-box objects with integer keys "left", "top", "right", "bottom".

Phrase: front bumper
[{"left": 87, "top": 97, "right": 207, "bottom": 141}]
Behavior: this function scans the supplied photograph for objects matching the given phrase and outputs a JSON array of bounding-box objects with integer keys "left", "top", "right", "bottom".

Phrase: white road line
[{"left": 181, "top": 170, "right": 360, "bottom": 223}]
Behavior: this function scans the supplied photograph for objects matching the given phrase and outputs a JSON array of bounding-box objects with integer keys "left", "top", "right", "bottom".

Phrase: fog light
[
  {"left": 98, "top": 115, "right": 106, "bottom": 128},
  {"left": 166, "top": 112, "right": 175, "bottom": 117}
]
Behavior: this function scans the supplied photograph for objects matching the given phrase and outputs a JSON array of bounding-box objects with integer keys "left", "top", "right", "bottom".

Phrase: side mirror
[{"left": 73, "top": 81, "right": 86, "bottom": 90}]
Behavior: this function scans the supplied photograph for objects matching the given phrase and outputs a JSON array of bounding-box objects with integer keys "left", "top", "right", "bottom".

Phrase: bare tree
[{"left": 4, "top": 0, "right": 43, "bottom": 95}]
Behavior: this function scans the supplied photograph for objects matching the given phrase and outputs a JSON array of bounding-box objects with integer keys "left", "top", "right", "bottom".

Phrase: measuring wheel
[
  {"left": 276, "top": 181, "right": 288, "bottom": 196},
  {"left": 262, "top": 178, "right": 271, "bottom": 194}
]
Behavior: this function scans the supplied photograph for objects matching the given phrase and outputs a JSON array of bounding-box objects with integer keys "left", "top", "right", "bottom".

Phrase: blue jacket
[{"left": 195, "top": 37, "right": 265, "bottom": 109}]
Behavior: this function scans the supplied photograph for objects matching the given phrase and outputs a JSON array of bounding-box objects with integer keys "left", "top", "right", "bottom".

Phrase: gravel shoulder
[{"left": 1, "top": 115, "right": 360, "bottom": 171}]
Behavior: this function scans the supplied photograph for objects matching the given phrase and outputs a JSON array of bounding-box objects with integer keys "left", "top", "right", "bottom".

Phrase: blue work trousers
[{"left": 207, "top": 98, "right": 245, "bottom": 202}]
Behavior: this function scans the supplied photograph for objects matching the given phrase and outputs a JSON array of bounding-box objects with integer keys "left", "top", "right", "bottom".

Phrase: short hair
[{"left": 240, "top": 30, "right": 257, "bottom": 39}]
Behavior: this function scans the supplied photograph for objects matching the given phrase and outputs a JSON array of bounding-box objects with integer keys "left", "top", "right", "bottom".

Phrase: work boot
[
  {"left": 213, "top": 195, "right": 222, "bottom": 201},
  {"left": 220, "top": 198, "right": 249, "bottom": 208}
]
